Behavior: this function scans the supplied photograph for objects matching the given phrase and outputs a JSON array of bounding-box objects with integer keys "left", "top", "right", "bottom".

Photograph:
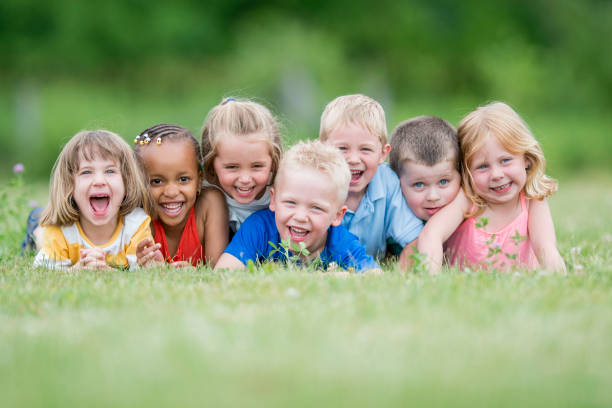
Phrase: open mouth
[
  {"left": 425, "top": 207, "right": 440, "bottom": 215},
  {"left": 160, "top": 202, "right": 184, "bottom": 217},
  {"left": 491, "top": 182, "right": 512, "bottom": 194},
  {"left": 235, "top": 185, "right": 255, "bottom": 198},
  {"left": 288, "top": 226, "right": 309, "bottom": 242},
  {"left": 89, "top": 194, "right": 110, "bottom": 216},
  {"left": 350, "top": 169, "right": 364, "bottom": 185}
]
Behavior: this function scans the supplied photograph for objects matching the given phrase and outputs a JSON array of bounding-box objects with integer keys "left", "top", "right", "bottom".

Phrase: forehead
[
  {"left": 140, "top": 139, "right": 199, "bottom": 171},
  {"left": 327, "top": 124, "right": 381, "bottom": 145},
  {"left": 401, "top": 159, "right": 458, "bottom": 181},
  {"left": 277, "top": 166, "right": 337, "bottom": 197},
  {"left": 76, "top": 147, "right": 118, "bottom": 166},
  {"left": 216, "top": 133, "right": 271, "bottom": 158}
]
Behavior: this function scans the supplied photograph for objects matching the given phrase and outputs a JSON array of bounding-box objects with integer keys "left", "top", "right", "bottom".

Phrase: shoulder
[
  {"left": 122, "top": 208, "right": 151, "bottom": 236},
  {"left": 40, "top": 224, "right": 67, "bottom": 246},
  {"left": 240, "top": 208, "right": 276, "bottom": 231},
  {"left": 327, "top": 225, "right": 378, "bottom": 270},
  {"left": 195, "top": 187, "right": 227, "bottom": 216}
]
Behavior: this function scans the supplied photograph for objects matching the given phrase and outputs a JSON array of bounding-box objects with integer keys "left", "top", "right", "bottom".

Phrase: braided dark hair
[{"left": 134, "top": 123, "right": 202, "bottom": 166}]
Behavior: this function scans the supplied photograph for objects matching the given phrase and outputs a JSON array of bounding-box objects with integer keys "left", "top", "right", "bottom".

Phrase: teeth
[
  {"left": 351, "top": 170, "right": 362, "bottom": 175},
  {"left": 163, "top": 203, "right": 182, "bottom": 209},
  {"left": 237, "top": 186, "right": 253, "bottom": 192},
  {"left": 492, "top": 183, "right": 510, "bottom": 191}
]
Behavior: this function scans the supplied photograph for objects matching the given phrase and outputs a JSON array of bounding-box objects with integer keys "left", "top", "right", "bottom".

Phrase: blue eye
[
  {"left": 477, "top": 164, "right": 487, "bottom": 170},
  {"left": 413, "top": 182, "right": 424, "bottom": 189},
  {"left": 439, "top": 179, "right": 449, "bottom": 186},
  {"left": 150, "top": 178, "right": 162, "bottom": 185}
]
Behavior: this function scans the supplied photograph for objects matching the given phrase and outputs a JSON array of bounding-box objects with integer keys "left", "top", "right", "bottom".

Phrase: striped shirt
[{"left": 33, "top": 208, "right": 151, "bottom": 270}]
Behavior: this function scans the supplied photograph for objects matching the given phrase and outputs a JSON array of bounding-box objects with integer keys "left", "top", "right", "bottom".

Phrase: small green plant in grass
[
  {"left": 408, "top": 248, "right": 428, "bottom": 275},
  {"left": 268, "top": 238, "right": 311, "bottom": 266}
]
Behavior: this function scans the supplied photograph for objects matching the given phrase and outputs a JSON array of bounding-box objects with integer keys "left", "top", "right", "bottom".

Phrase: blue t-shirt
[
  {"left": 224, "top": 209, "right": 379, "bottom": 272},
  {"left": 342, "top": 163, "right": 423, "bottom": 258}
]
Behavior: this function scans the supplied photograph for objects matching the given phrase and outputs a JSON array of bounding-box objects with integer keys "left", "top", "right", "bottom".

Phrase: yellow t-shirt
[{"left": 33, "top": 208, "right": 151, "bottom": 270}]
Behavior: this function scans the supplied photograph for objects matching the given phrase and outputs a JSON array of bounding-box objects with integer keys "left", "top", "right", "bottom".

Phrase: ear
[
  {"left": 331, "top": 205, "right": 347, "bottom": 226},
  {"left": 380, "top": 143, "right": 391, "bottom": 163},
  {"left": 269, "top": 187, "right": 276, "bottom": 212}
]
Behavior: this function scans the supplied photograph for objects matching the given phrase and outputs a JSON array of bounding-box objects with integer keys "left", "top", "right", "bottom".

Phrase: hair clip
[
  {"left": 222, "top": 97, "right": 236, "bottom": 105},
  {"left": 156, "top": 137, "right": 162, "bottom": 145},
  {"left": 134, "top": 135, "right": 140, "bottom": 144}
]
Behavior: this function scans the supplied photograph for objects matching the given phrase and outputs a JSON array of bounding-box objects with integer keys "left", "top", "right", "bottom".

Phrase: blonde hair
[
  {"left": 201, "top": 97, "right": 283, "bottom": 185},
  {"left": 458, "top": 102, "right": 557, "bottom": 216},
  {"left": 40, "top": 130, "right": 152, "bottom": 227},
  {"left": 276, "top": 140, "right": 351, "bottom": 205},
  {"left": 319, "top": 94, "right": 388, "bottom": 145}
]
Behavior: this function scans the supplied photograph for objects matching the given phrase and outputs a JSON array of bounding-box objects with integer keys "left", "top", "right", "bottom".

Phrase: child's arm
[
  {"left": 198, "top": 188, "right": 229, "bottom": 267},
  {"left": 528, "top": 198, "right": 567, "bottom": 273},
  {"left": 417, "top": 190, "right": 470, "bottom": 274},
  {"left": 136, "top": 237, "right": 163, "bottom": 267},
  {"left": 73, "top": 248, "right": 108, "bottom": 270},
  {"left": 398, "top": 238, "right": 417, "bottom": 270},
  {"left": 214, "top": 252, "right": 245, "bottom": 270}
]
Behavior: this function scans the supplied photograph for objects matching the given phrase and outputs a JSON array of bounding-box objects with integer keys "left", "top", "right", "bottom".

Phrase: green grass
[{"left": 1, "top": 176, "right": 612, "bottom": 407}]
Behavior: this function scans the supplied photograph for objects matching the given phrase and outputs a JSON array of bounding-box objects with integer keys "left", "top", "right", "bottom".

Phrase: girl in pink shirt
[{"left": 418, "top": 102, "right": 566, "bottom": 274}]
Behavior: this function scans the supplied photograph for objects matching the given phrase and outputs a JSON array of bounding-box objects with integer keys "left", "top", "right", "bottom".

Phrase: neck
[
  {"left": 161, "top": 215, "right": 189, "bottom": 243},
  {"left": 80, "top": 216, "right": 119, "bottom": 246},
  {"left": 345, "top": 190, "right": 366, "bottom": 212}
]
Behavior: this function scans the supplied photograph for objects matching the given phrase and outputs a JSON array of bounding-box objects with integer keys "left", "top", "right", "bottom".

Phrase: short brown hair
[{"left": 389, "top": 116, "right": 459, "bottom": 175}]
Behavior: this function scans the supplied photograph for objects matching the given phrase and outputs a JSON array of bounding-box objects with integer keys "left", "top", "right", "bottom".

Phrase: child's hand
[
  {"left": 74, "top": 248, "right": 107, "bottom": 270},
  {"left": 170, "top": 261, "right": 190, "bottom": 268},
  {"left": 136, "top": 238, "right": 163, "bottom": 267}
]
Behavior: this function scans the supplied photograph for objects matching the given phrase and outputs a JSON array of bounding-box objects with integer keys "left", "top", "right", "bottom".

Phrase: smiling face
[
  {"left": 400, "top": 159, "right": 461, "bottom": 221},
  {"left": 468, "top": 136, "right": 527, "bottom": 206},
  {"left": 326, "top": 124, "right": 389, "bottom": 199},
  {"left": 139, "top": 139, "right": 200, "bottom": 230},
  {"left": 212, "top": 133, "right": 273, "bottom": 204},
  {"left": 269, "top": 166, "right": 347, "bottom": 262},
  {"left": 73, "top": 153, "right": 125, "bottom": 240}
]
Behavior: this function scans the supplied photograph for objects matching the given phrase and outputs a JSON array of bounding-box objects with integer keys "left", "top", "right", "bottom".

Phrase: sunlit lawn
[{"left": 1, "top": 176, "right": 611, "bottom": 407}]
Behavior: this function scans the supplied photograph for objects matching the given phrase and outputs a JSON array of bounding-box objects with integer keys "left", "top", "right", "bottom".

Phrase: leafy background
[{"left": 1, "top": 0, "right": 611, "bottom": 183}]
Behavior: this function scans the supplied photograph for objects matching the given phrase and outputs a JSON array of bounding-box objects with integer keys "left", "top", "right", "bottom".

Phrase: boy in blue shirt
[
  {"left": 215, "top": 140, "right": 379, "bottom": 272},
  {"left": 319, "top": 94, "right": 423, "bottom": 264}
]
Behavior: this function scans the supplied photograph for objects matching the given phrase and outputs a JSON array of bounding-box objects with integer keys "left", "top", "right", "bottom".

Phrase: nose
[
  {"left": 93, "top": 171, "right": 107, "bottom": 185},
  {"left": 426, "top": 187, "right": 440, "bottom": 202},
  {"left": 163, "top": 183, "right": 179, "bottom": 198},
  {"left": 238, "top": 170, "right": 251, "bottom": 184},
  {"left": 491, "top": 164, "right": 503, "bottom": 180},
  {"left": 293, "top": 207, "right": 308, "bottom": 222},
  {"left": 345, "top": 149, "right": 360, "bottom": 165}
]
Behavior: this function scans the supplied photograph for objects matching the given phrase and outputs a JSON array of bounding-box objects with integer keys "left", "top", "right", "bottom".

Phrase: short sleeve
[
  {"left": 224, "top": 210, "right": 273, "bottom": 265},
  {"left": 125, "top": 214, "right": 153, "bottom": 269},
  {"left": 33, "top": 226, "right": 73, "bottom": 269},
  {"left": 384, "top": 171, "right": 423, "bottom": 247}
]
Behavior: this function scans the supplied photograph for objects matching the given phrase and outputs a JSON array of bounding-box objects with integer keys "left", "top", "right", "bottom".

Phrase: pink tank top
[{"left": 444, "top": 193, "right": 539, "bottom": 270}]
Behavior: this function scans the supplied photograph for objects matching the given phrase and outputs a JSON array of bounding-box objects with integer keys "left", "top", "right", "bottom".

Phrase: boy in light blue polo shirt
[
  {"left": 319, "top": 94, "right": 423, "bottom": 263},
  {"left": 215, "top": 141, "right": 379, "bottom": 273}
]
